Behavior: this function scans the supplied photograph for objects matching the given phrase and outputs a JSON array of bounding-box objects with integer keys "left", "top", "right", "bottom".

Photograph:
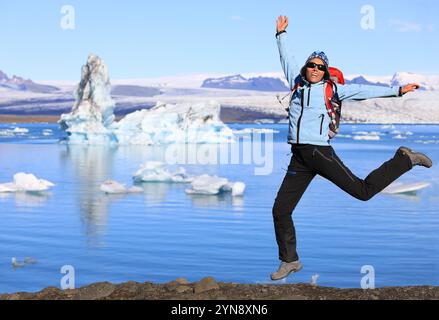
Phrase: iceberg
[
  {"left": 133, "top": 161, "right": 192, "bottom": 183},
  {"left": 112, "top": 100, "right": 234, "bottom": 145},
  {"left": 382, "top": 181, "right": 430, "bottom": 195},
  {"left": 0, "top": 173, "right": 55, "bottom": 192},
  {"left": 185, "top": 174, "right": 245, "bottom": 196},
  {"left": 59, "top": 54, "right": 234, "bottom": 145},
  {"left": 352, "top": 134, "right": 380, "bottom": 141},
  {"left": 100, "top": 180, "right": 143, "bottom": 194},
  {"left": 59, "top": 54, "right": 116, "bottom": 144}
]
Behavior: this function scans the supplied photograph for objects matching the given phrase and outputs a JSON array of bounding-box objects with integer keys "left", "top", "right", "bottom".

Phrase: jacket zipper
[
  {"left": 319, "top": 114, "right": 324, "bottom": 135},
  {"left": 307, "top": 85, "right": 311, "bottom": 106},
  {"left": 296, "top": 89, "right": 305, "bottom": 144}
]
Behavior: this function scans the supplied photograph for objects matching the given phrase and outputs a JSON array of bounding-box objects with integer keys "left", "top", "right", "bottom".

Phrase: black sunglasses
[{"left": 306, "top": 62, "right": 327, "bottom": 72}]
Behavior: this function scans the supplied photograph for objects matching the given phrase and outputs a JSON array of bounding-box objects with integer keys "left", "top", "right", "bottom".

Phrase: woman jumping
[{"left": 271, "top": 15, "right": 433, "bottom": 281}]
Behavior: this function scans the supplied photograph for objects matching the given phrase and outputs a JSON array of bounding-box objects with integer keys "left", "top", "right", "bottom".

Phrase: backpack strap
[
  {"left": 283, "top": 80, "right": 304, "bottom": 115},
  {"left": 324, "top": 80, "right": 338, "bottom": 130}
]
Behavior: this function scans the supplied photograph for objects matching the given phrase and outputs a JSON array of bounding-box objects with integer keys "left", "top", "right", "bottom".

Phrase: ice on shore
[
  {"left": 59, "top": 54, "right": 234, "bottom": 145},
  {"left": 100, "top": 180, "right": 143, "bottom": 194},
  {"left": 0, "top": 173, "right": 55, "bottom": 193},
  {"left": 133, "top": 161, "right": 192, "bottom": 183},
  {"left": 185, "top": 174, "right": 245, "bottom": 196}
]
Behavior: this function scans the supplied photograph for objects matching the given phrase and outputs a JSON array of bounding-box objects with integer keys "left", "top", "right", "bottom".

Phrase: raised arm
[
  {"left": 276, "top": 15, "right": 300, "bottom": 89},
  {"left": 338, "top": 83, "right": 421, "bottom": 101}
]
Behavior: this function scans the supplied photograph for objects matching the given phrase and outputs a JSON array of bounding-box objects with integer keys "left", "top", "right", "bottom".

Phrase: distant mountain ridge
[
  {"left": 0, "top": 70, "right": 59, "bottom": 93},
  {"left": 201, "top": 74, "right": 289, "bottom": 91},
  {"left": 345, "top": 76, "right": 389, "bottom": 87},
  {"left": 200, "top": 72, "right": 439, "bottom": 92}
]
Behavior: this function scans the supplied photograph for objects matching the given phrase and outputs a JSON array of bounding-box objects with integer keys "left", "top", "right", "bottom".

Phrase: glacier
[{"left": 59, "top": 54, "right": 234, "bottom": 145}]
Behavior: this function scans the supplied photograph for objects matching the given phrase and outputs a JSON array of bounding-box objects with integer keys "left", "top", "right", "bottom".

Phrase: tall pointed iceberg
[{"left": 59, "top": 54, "right": 116, "bottom": 144}]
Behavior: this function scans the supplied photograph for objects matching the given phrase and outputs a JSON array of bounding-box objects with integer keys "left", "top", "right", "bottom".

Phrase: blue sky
[{"left": 0, "top": 0, "right": 437, "bottom": 80}]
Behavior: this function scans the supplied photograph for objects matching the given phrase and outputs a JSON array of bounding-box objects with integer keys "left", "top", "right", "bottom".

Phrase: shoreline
[
  {"left": 2, "top": 114, "right": 439, "bottom": 125},
  {"left": 1, "top": 278, "right": 438, "bottom": 300}
]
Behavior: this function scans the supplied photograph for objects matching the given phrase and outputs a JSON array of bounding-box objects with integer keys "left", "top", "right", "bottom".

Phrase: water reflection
[
  {"left": 60, "top": 143, "right": 248, "bottom": 245},
  {"left": 0, "top": 191, "right": 52, "bottom": 208},
  {"left": 61, "top": 145, "right": 117, "bottom": 247},
  {"left": 188, "top": 193, "right": 245, "bottom": 212},
  {"left": 136, "top": 182, "right": 173, "bottom": 204}
]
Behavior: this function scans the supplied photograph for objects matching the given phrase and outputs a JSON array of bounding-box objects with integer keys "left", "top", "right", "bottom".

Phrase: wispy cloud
[
  {"left": 230, "top": 15, "right": 244, "bottom": 22},
  {"left": 388, "top": 19, "right": 422, "bottom": 32}
]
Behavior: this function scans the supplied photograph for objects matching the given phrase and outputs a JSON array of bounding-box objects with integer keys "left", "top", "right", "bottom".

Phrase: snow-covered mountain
[
  {"left": 201, "top": 74, "right": 289, "bottom": 92},
  {"left": 345, "top": 76, "right": 389, "bottom": 87},
  {"left": 391, "top": 72, "right": 439, "bottom": 91},
  {"left": 2, "top": 69, "right": 439, "bottom": 123},
  {"left": 0, "top": 70, "right": 59, "bottom": 93},
  {"left": 345, "top": 72, "right": 439, "bottom": 91}
]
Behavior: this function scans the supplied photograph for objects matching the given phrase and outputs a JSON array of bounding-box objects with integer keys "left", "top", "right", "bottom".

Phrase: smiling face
[{"left": 305, "top": 58, "right": 326, "bottom": 84}]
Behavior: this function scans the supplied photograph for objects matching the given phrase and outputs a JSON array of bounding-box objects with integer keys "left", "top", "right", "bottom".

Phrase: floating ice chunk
[
  {"left": 100, "top": 180, "right": 143, "bottom": 194},
  {"left": 255, "top": 119, "right": 275, "bottom": 124},
  {"left": 13, "top": 173, "right": 54, "bottom": 192},
  {"left": 133, "top": 161, "right": 192, "bottom": 183},
  {"left": 334, "top": 134, "right": 352, "bottom": 138},
  {"left": 12, "top": 127, "right": 29, "bottom": 134},
  {"left": 185, "top": 174, "right": 229, "bottom": 195},
  {"left": 382, "top": 182, "right": 430, "bottom": 194},
  {"left": 352, "top": 134, "right": 380, "bottom": 141},
  {"left": 0, "top": 129, "right": 14, "bottom": 137},
  {"left": 381, "top": 124, "right": 396, "bottom": 130},
  {"left": 233, "top": 128, "right": 279, "bottom": 135},
  {"left": 112, "top": 101, "right": 234, "bottom": 145},
  {"left": 185, "top": 174, "right": 245, "bottom": 196},
  {"left": 222, "top": 182, "right": 246, "bottom": 196},
  {"left": 42, "top": 129, "right": 53, "bottom": 136},
  {"left": 393, "top": 134, "right": 406, "bottom": 139},
  {"left": 231, "top": 182, "right": 246, "bottom": 196},
  {"left": 0, "top": 173, "right": 55, "bottom": 193}
]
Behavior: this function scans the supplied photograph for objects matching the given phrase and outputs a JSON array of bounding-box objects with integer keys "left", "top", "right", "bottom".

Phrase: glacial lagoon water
[{"left": 0, "top": 122, "right": 438, "bottom": 293}]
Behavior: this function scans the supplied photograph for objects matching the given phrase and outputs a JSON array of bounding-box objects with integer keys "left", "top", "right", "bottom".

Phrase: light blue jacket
[{"left": 276, "top": 32, "right": 401, "bottom": 146}]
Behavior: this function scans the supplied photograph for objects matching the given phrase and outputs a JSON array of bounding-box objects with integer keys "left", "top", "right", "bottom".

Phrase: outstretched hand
[
  {"left": 276, "top": 15, "right": 288, "bottom": 33},
  {"left": 401, "top": 83, "right": 421, "bottom": 94}
]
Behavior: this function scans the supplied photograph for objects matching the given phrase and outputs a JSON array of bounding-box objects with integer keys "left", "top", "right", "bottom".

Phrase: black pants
[{"left": 272, "top": 144, "right": 413, "bottom": 263}]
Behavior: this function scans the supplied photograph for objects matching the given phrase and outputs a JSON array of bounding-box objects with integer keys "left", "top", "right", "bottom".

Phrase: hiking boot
[
  {"left": 270, "top": 260, "right": 303, "bottom": 281},
  {"left": 398, "top": 146, "right": 433, "bottom": 168}
]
